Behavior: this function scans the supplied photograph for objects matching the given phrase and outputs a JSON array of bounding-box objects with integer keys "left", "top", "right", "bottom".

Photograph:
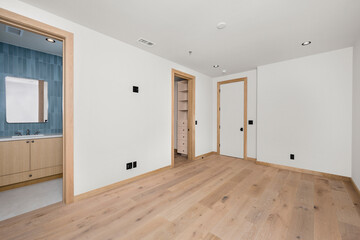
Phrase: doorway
[
  {"left": 0, "top": 8, "right": 74, "bottom": 210},
  {"left": 217, "top": 78, "right": 247, "bottom": 159},
  {"left": 171, "top": 69, "right": 195, "bottom": 167}
]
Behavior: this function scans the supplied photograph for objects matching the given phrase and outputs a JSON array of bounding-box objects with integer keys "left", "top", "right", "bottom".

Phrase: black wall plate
[
  {"left": 126, "top": 162, "right": 132, "bottom": 170},
  {"left": 133, "top": 86, "right": 139, "bottom": 93}
]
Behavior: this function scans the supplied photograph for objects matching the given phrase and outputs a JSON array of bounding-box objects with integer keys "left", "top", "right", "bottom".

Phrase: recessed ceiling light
[
  {"left": 213, "top": 65, "right": 220, "bottom": 68},
  {"left": 46, "top": 38, "right": 56, "bottom": 43},
  {"left": 216, "top": 22, "right": 226, "bottom": 30},
  {"left": 301, "top": 41, "right": 311, "bottom": 46},
  {"left": 222, "top": 69, "right": 227, "bottom": 73}
]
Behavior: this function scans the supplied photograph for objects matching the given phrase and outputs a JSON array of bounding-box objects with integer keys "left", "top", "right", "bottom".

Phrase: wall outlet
[
  {"left": 290, "top": 154, "right": 295, "bottom": 160},
  {"left": 133, "top": 86, "right": 139, "bottom": 93},
  {"left": 133, "top": 161, "right": 137, "bottom": 168},
  {"left": 126, "top": 162, "right": 132, "bottom": 170}
]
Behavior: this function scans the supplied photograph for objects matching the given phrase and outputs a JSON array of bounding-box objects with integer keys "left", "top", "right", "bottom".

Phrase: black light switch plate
[
  {"left": 126, "top": 162, "right": 132, "bottom": 170},
  {"left": 248, "top": 120, "right": 253, "bottom": 125},
  {"left": 290, "top": 154, "right": 295, "bottom": 160},
  {"left": 133, "top": 86, "right": 139, "bottom": 93},
  {"left": 195, "top": 120, "right": 197, "bottom": 125},
  {"left": 133, "top": 161, "right": 137, "bottom": 168}
]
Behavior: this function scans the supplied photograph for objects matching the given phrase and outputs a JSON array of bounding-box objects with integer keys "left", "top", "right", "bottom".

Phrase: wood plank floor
[{"left": 1, "top": 155, "right": 360, "bottom": 240}]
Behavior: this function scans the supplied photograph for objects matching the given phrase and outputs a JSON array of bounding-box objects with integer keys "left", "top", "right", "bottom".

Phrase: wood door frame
[
  {"left": 171, "top": 69, "right": 195, "bottom": 167},
  {"left": 217, "top": 77, "right": 248, "bottom": 159},
  {"left": 0, "top": 8, "right": 74, "bottom": 204}
]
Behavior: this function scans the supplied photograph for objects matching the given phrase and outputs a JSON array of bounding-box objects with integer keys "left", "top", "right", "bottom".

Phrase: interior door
[{"left": 220, "top": 81, "right": 244, "bottom": 158}]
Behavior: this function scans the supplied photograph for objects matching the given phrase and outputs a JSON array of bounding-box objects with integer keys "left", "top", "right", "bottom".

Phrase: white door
[{"left": 220, "top": 81, "right": 244, "bottom": 158}]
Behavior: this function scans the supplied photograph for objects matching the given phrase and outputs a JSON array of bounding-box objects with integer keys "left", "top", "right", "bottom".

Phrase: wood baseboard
[
  {"left": 256, "top": 161, "right": 351, "bottom": 181},
  {"left": 74, "top": 165, "right": 171, "bottom": 202},
  {"left": 194, "top": 151, "right": 217, "bottom": 160},
  {"left": 350, "top": 178, "right": 360, "bottom": 197},
  {"left": 245, "top": 157, "right": 257, "bottom": 162},
  {"left": 0, "top": 173, "right": 62, "bottom": 192}
]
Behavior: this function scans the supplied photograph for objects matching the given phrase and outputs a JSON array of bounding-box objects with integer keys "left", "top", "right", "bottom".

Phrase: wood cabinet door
[
  {"left": 30, "top": 138, "right": 63, "bottom": 170},
  {"left": 0, "top": 140, "right": 30, "bottom": 176}
]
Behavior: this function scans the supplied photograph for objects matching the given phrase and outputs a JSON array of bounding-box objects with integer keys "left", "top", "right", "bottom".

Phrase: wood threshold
[
  {"left": 194, "top": 151, "right": 217, "bottom": 160},
  {"left": 74, "top": 165, "right": 171, "bottom": 202},
  {"left": 256, "top": 160, "right": 351, "bottom": 181},
  {"left": 0, "top": 174, "right": 62, "bottom": 192},
  {"left": 246, "top": 157, "right": 257, "bottom": 162},
  {"left": 0, "top": 8, "right": 74, "bottom": 204}
]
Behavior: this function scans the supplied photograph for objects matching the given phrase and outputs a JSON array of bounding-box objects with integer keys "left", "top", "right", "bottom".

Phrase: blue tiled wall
[{"left": 0, "top": 42, "right": 63, "bottom": 137}]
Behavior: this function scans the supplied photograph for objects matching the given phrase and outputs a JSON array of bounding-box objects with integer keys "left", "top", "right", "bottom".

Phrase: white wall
[
  {"left": 352, "top": 40, "right": 360, "bottom": 188},
  {"left": 1, "top": 0, "right": 213, "bottom": 195},
  {"left": 257, "top": 48, "right": 353, "bottom": 177},
  {"left": 212, "top": 70, "right": 257, "bottom": 158}
]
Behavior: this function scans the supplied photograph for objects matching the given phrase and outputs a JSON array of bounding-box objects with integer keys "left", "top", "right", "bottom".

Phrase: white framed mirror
[{"left": 5, "top": 76, "right": 48, "bottom": 123}]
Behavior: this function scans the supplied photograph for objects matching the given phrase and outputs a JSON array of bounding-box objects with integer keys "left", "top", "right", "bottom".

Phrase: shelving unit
[{"left": 177, "top": 81, "right": 188, "bottom": 155}]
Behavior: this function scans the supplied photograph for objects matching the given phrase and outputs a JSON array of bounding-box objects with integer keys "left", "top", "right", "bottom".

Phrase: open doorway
[
  {"left": 171, "top": 69, "right": 195, "bottom": 167},
  {"left": 0, "top": 9, "right": 74, "bottom": 221},
  {"left": 0, "top": 22, "right": 63, "bottom": 221}
]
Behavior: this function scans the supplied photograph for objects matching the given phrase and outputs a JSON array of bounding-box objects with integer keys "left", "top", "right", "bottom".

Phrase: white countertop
[{"left": 0, "top": 134, "right": 63, "bottom": 142}]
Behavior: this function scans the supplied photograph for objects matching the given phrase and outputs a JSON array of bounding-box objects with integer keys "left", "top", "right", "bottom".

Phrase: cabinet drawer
[
  {"left": 177, "top": 139, "right": 187, "bottom": 148},
  {"left": 178, "top": 127, "right": 187, "bottom": 134},
  {"left": 178, "top": 133, "right": 188, "bottom": 141},
  {"left": 178, "top": 120, "right": 187, "bottom": 127},
  {"left": 0, "top": 165, "right": 63, "bottom": 187},
  {"left": 177, "top": 146, "right": 187, "bottom": 154}
]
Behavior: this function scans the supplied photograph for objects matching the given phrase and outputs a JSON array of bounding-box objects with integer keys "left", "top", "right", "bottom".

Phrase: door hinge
[
  {"left": 219, "top": 107, "right": 221, "bottom": 111},
  {"left": 219, "top": 125, "right": 221, "bottom": 129},
  {"left": 219, "top": 144, "right": 220, "bottom": 147},
  {"left": 219, "top": 89, "right": 221, "bottom": 93}
]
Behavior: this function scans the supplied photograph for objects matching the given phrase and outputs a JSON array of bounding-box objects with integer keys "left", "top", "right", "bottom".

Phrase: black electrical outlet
[
  {"left": 290, "top": 154, "right": 295, "bottom": 160},
  {"left": 133, "top": 86, "right": 139, "bottom": 93},
  {"left": 248, "top": 120, "right": 253, "bottom": 125},
  {"left": 126, "top": 162, "right": 132, "bottom": 170},
  {"left": 133, "top": 161, "right": 137, "bottom": 168},
  {"left": 195, "top": 120, "right": 198, "bottom": 125}
]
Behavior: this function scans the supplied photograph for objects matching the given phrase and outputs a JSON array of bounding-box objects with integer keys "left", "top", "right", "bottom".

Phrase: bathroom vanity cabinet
[{"left": 0, "top": 137, "right": 63, "bottom": 187}]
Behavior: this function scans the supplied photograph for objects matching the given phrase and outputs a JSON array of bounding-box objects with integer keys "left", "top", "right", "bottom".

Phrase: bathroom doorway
[{"left": 0, "top": 9, "right": 74, "bottom": 221}]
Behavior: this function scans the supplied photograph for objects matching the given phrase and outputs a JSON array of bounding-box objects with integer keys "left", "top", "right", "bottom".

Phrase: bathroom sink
[{"left": 12, "top": 134, "right": 45, "bottom": 139}]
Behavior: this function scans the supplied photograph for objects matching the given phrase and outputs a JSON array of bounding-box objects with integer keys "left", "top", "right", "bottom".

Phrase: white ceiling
[
  {"left": 20, "top": 0, "right": 360, "bottom": 77},
  {"left": 0, "top": 22, "right": 63, "bottom": 56}
]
